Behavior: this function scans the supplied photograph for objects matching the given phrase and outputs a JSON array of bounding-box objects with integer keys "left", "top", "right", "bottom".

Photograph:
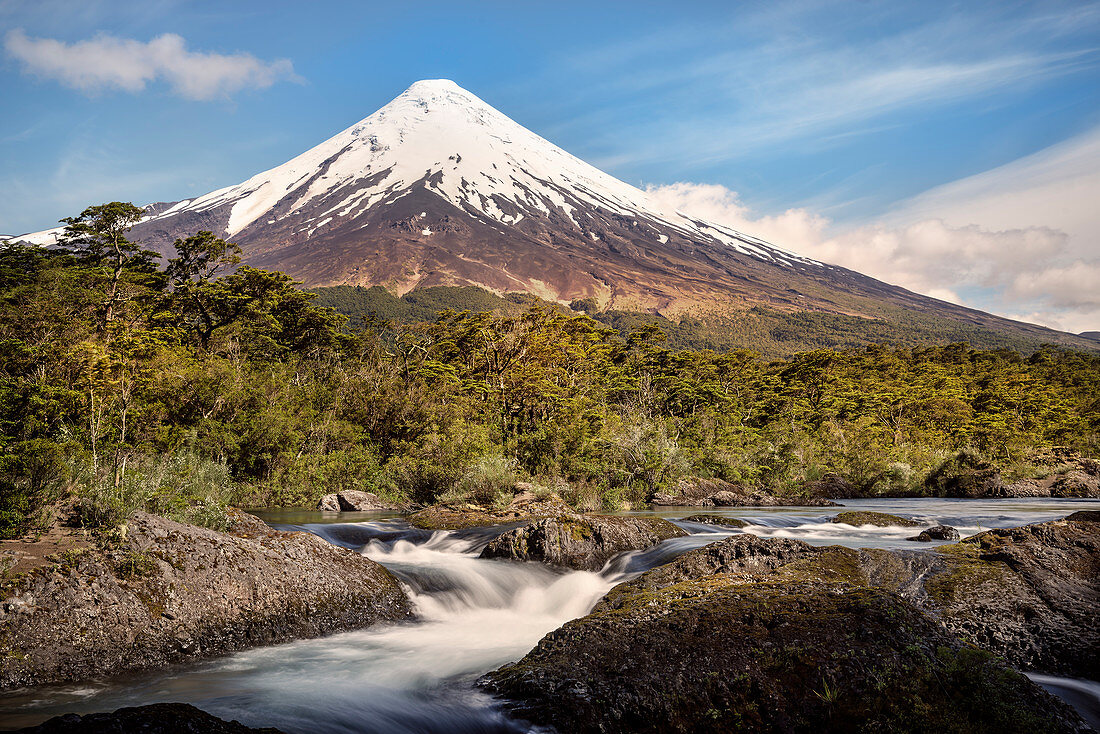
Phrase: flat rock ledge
[
  {"left": 479, "top": 515, "right": 687, "bottom": 571},
  {"left": 652, "top": 478, "right": 839, "bottom": 507},
  {"left": 482, "top": 514, "right": 1099, "bottom": 733},
  {"left": 0, "top": 510, "right": 412, "bottom": 689},
  {"left": 9, "top": 703, "right": 285, "bottom": 733}
]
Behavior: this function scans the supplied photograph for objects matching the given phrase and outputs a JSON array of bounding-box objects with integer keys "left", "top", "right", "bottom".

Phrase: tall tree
[{"left": 59, "top": 202, "right": 158, "bottom": 330}]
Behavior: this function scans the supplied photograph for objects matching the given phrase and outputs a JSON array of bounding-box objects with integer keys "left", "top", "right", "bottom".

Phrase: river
[{"left": 1, "top": 498, "right": 1098, "bottom": 732}]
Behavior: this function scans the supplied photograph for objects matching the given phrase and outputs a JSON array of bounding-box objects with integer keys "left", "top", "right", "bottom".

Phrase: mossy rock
[
  {"left": 485, "top": 578, "right": 1082, "bottom": 733},
  {"left": 830, "top": 511, "right": 920, "bottom": 527}
]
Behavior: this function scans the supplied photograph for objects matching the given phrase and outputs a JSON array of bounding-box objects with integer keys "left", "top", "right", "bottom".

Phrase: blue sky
[{"left": 2, "top": 0, "right": 1099, "bottom": 331}]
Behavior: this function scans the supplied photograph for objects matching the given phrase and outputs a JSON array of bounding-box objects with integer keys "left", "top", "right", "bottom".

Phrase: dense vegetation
[{"left": 2, "top": 204, "right": 1098, "bottom": 538}]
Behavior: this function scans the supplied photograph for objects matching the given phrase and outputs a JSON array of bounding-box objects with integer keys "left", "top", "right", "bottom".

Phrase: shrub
[
  {"left": 75, "top": 452, "right": 241, "bottom": 531},
  {"left": 441, "top": 455, "right": 518, "bottom": 507}
]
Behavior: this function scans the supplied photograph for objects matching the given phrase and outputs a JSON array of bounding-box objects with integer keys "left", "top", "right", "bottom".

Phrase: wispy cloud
[
  {"left": 4, "top": 29, "right": 301, "bottom": 100},
  {"left": 550, "top": 3, "right": 1100, "bottom": 169}
]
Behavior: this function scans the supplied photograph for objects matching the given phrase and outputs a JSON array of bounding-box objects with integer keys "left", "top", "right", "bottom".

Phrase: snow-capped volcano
[
  {"left": 17, "top": 79, "right": 841, "bottom": 311},
  {"left": 149, "top": 79, "right": 811, "bottom": 266},
  {"left": 14, "top": 78, "right": 1084, "bottom": 347}
]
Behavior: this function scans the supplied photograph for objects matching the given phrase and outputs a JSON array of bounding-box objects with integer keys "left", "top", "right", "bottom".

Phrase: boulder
[
  {"left": 479, "top": 515, "right": 686, "bottom": 571},
  {"left": 12, "top": 702, "right": 284, "bottom": 733},
  {"left": 802, "top": 474, "right": 857, "bottom": 498},
  {"left": 0, "top": 510, "right": 412, "bottom": 689},
  {"left": 485, "top": 569, "right": 1084, "bottom": 733},
  {"left": 830, "top": 510, "right": 921, "bottom": 527},
  {"left": 316, "top": 490, "right": 410, "bottom": 512},
  {"left": 908, "top": 525, "right": 961, "bottom": 542}
]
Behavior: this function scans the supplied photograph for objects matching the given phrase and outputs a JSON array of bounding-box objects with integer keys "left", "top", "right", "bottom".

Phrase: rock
[
  {"left": 598, "top": 535, "right": 819, "bottom": 603},
  {"left": 653, "top": 477, "right": 839, "bottom": 507},
  {"left": 406, "top": 493, "right": 574, "bottom": 530},
  {"left": 678, "top": 514, "right": 749, "bottom": 528},
  {"left": 1050, "top": 471, "right": 1100, "bottom": 498},
  {"left": 11, "top": 702, "right": 284, "bottom": 733},
  {"left": 921, "top": 514, "right": 1100, "bottom": 678},
  {"left": 925, "top": 452, "right": 1005, "bottom": 497},
  {"left": 484, "top": 571, "right": 1085, "bottom": 733},
  {"left": 908, "top": 525, "right": 961, "bottom": 542},
  {"left": 1000, "top": 478, "right": 1052, "bottom": 497},
  {"left": 479, "top": 515, "right": 686, "bottom": 571},
  {"left": 317, "top": 494, "right": 341, "bottom": 512},
  {"left": 0, "top": 510, "right": 412, "bottom": 689},
  {"left": 830, "top": 510, "right": 920, "bottom": 527},
  {"left": 316, "top": 490, "right": 410, "bottom": 512},
  {"left": 802, "top": 474, "right": 857, "bottom": 498}
]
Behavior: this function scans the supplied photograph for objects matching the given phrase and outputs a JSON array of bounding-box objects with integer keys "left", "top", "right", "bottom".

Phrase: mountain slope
[{"left": 11, "top": 79, "right": 1095, "bottom": 351}]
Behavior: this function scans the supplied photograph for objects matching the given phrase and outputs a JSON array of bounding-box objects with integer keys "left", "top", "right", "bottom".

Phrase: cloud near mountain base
[{"left": 645, "top": 181, "right": 1099, "bottom": 334}]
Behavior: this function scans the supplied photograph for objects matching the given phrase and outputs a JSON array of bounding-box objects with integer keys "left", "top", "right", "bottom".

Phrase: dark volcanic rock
[
  {"left": 0, "top": 511, "right": 411, "bottom": 689},
  {"left": 831, "top": 510, "right": 921, "bottom": 527},
  {"left": 652, "top": 478, "right": 838, "bottom": 507},
  {"left": 923, "top": 513, "right": 1100, "bottom": 678},
  {"left": 801, "top": 474, "right": 857, "bottom": 498},
  {"left": 11, "top": 703, "right": 284, "bottom": 733},
  {"left": 484, "top": 514, "right": 1100, "bottom": 732},
  {"left": 479, "top": 515, "right": 686, "bottom": 571},
  {"left": 908, "top": 524, "right": 961, "bottom": 542},
  {"left": 485, "top": 576, "right": 1084, "bottom": 734}
]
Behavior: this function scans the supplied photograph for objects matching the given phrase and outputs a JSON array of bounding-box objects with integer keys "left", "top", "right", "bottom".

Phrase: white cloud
[
  {"left": 4, "top": 29, "right": 299, "bottom": 100},
  {"left": 645, "top": 125, "right": 1100, "bottom": 334}
]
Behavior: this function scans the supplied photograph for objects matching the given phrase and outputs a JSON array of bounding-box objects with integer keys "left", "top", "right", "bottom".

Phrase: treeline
[
  {"left": 2, "top": 204, "right": 1098, "bottom": 537},
  {"left": 312, "top": 284, "right": 1083, "bottom": 358}
]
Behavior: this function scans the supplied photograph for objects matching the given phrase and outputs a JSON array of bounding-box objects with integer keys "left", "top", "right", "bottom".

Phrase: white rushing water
[{"left": 1, "top": 497, "right": 1098, "bottom": 732}]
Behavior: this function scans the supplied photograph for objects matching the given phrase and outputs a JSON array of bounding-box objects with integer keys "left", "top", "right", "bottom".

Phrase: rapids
[{"left": 1, "top": 497, "right": 1098, "bottom": 732}]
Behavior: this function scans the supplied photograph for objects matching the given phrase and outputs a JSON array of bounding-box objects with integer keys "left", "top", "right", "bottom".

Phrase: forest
[{"left": 2, "top": 203, "right": 1098, "bottom": 538}]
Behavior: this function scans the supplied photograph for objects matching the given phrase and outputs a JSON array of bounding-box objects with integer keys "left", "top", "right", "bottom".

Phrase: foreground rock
[
  {"left": 651, "top": 478, "right": 839, "bottom": 507},
  {"left": 0, "top": 510, "right": 411, "bottom": 689},
  {"left": 479, "top": 515, "right": 686, "bottom": 571},
  {"left": 406, "top": 489, "right": 574, "bottom": 530},
  {"left": 316, "top": 490, "right": 411, "bottom": 512},
  {"left": 924, "top": 511, "right": 1100, "bottom": 678},
  {"left": 485, "top": 515, "right": 1099, "bottom": 732},
  {"left": 485, "top": 572, "right": 1083, "bottom": 733},
  {"left": 830, "top": 510, "right": 920, "bottom": 527},
  {"left": 10, "top": 703, "right": 284, "bottom": 733}
]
